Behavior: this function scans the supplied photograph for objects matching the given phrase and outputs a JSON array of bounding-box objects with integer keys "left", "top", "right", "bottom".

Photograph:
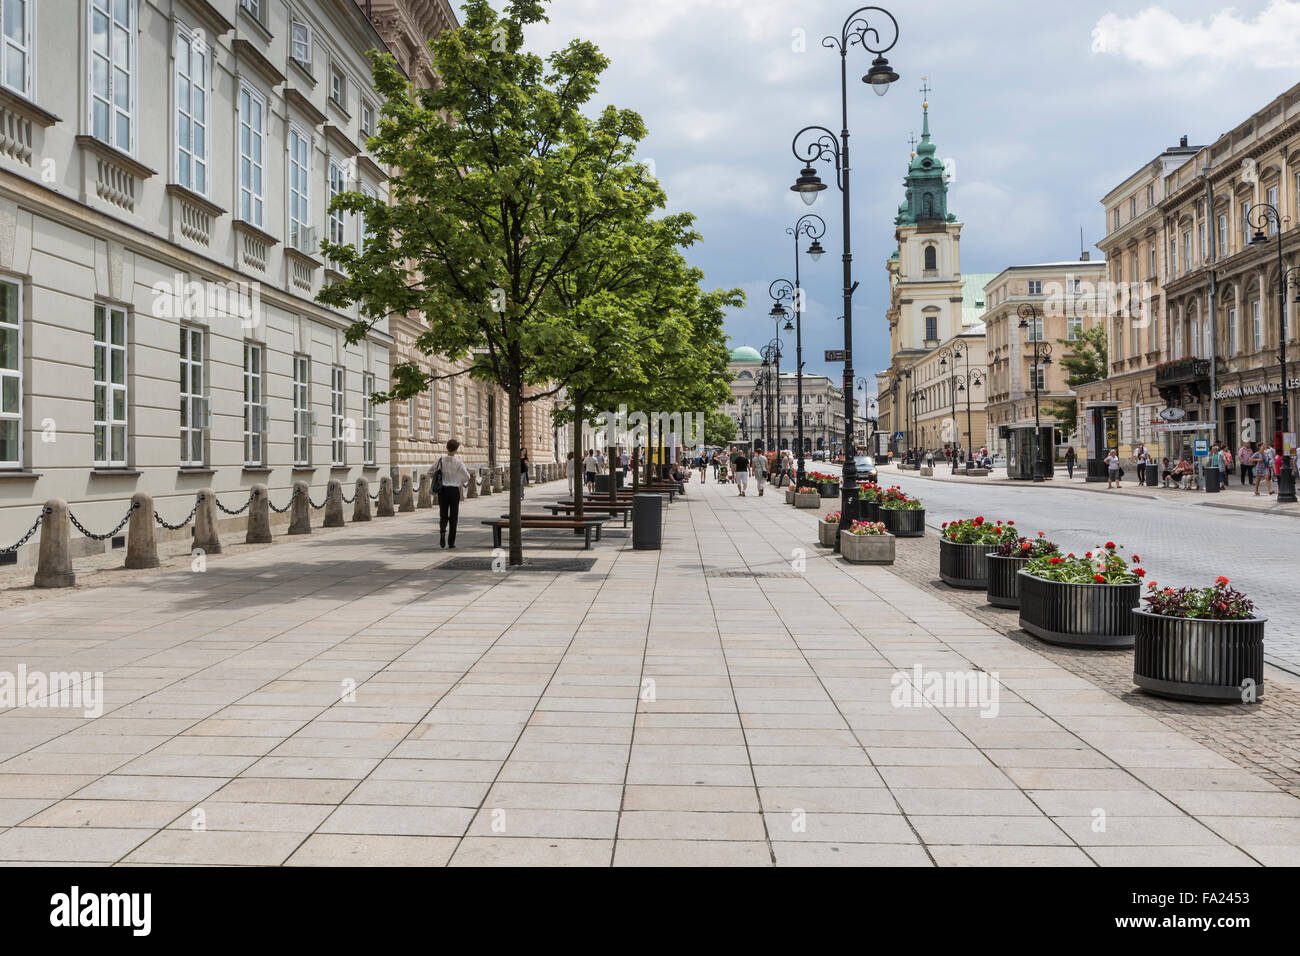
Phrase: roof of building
[
  {"left": 729, "top": 346, "right": 762, "bottom": 363},
  {"left": 961, "top": 273, "right": 998, "bottom": 325}
]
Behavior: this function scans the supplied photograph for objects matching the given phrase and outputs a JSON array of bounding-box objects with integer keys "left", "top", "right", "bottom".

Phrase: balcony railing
[{"left": 1155, "top": 357, "right": 1210, "bottom": 387}]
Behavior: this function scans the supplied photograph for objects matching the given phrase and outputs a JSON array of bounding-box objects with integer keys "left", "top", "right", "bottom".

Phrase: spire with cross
[
  {"left": 908, "top": 130, "right": 917, "bottom": 159},
  {"left": 919, "top": 76, "right": 931, "bottom": 107}
]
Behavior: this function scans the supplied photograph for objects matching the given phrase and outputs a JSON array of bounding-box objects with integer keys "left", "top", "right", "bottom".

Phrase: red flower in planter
[
  {"left": 974, "top": 516, "right": 984, "bottom": 525},
  {"left": 1093, "top": 574, "right": 1105, "bottom": 583},
  {"left": 1021, "top": 541, "right": 1032, "bottom": 551},
  {"left": 1048, "top": 557, "right": 1063, "bottom": 565},
  {"left": 1105, "top": 541, "right": 1116, "bottom": 550},
  {"left": 1135, "top": 568, "right": 1146, "bottom": 577},
  {"left": 1085, "top": 551, "right": 1092, "bottom": 558},
  {"left": 1008, "top": 521, "right": 1015, "bottom": 526},
  {"left": 1132, "top": 555, "right": 1140, "bottom": 563},
  {"left": 1215, "top": 576, "right": 1229, "bottom": 586}
]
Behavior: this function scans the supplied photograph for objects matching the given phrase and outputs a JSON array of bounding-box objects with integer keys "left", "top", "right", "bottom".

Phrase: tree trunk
[
  {"left": 571, "top": 391, "right": 584, "bottom": 526},
  {"left": 632, "top": 441, "right": 640, "bottom": 492},
  {"left": 508, "top": 378, "right": 523, "bottom": 566},
  {"left": 607, "top": 424, "right": 618, "bottom": 504}
]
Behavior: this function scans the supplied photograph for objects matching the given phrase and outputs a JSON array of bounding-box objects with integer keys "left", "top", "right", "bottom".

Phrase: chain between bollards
[
  {"left": 68, "top": 500, "right": 139, "bottom": 541},
  {"left": 215, "top": 492, "right": 253, "bottom": 516},
  {"left": 155, "top": 502, "right": 199, "bottom": 531},
  {"left": 0, "top": 510, "right": 45, "bottom": 553},
  {"left": 268, "top": 488, "right": 300, "bottom": 514}
]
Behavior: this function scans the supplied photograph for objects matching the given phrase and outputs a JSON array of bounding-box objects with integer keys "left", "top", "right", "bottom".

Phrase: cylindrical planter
[
  {"left": 794, "top": 492, "right": 821, "bottom": 509},
  {"left": 1133, "top": 609, "right": 1266, "bottom": 702},
  {"left": 840, "top": 531, "right": 895, "bottom": 565},
  {"left": 985, "top": 553, "right": 1028, "bottom": 608},
  {"left": 1017, "top": 572, "right": 1140, "bottom": 648},
  {"left": 879, "top": 507, "right": 925, "bottom": 537},
  {"left": 938, "top": 539, "right": 990, "bottom": 589},
  {"left": 817, "top": 520, "right": 838, "bottom": 548},
  {"left": 819, "top": 481, "right": 839, "bottom": 498}
]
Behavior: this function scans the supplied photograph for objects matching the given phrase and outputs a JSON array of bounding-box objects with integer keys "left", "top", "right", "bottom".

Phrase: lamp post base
[{"left": 1279, "top": 458, "right": 1297, "bottom": 503}]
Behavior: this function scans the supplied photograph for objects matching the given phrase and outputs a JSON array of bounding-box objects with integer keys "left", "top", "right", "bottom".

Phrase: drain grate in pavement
[
  {"left": 437, "top": 557, "right": 598, "bottom": 572},
  {"left": 706, "top": 570, "right": 803, "bottom": 578}
]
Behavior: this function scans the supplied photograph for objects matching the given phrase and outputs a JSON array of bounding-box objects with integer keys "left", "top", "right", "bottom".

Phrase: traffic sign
[
  {"left": 1194, "top": 439, "right": 1208, "bottom": 457},
  {"left": 893, "top": 431, "right": 905, "bottom": 442},
  {"left": 824, "top": 349, "right": 846, "bottom": 362}
]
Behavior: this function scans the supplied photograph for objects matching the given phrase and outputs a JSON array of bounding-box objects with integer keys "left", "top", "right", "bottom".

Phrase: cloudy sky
[{"left": 524, "top": 0, "right": 1300, "bottom": 392}]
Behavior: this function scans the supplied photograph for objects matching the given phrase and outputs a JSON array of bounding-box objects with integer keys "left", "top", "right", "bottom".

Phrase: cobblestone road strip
[{"left": 882, "top": 530, "right": 1300, "bottom": 798}]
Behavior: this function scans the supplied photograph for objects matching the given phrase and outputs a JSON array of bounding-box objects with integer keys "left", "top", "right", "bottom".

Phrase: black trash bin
[
  {"left": 594, "top": 473, "right": 611, "bottom": 494},
  {"left": 1204, "top": 465, "right": 1221, "bottom": 493},
  {"left": 632, "top": 493, "right": 662, "bottom": 550}
]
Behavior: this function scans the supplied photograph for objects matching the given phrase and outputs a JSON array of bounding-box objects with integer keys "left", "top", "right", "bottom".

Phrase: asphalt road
[{"left": 823, "top": 463, "right": 1300, "bottom": 675}]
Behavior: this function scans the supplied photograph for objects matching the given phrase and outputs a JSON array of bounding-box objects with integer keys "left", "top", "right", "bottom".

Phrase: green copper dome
[
  {"left": 729, "top": 346, "right": 762, "bottom": 362},
  {"left": 896, "top": 102, "right": 955, "bottom": 226}
]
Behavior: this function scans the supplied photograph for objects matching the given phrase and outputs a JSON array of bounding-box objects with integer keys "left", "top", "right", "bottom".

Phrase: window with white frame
[
  {"left": 293, "top": 354, "right": 311, "bottom": 465},
  {"left": 0, "top": 280, "right": 20, "bottom": 468},
  {"left": 328, "top": 159, "right": 347, "bottom": 255},
  {"left": 1149, "top": 312, "right": 1159, "bottom": 353},
  {"left": 238, "top": 85, "right": 265, "bottom": 226},
  {"left": 361, "top": 371, "right": 375, "bottom": 464},
  {"left": 330, "top": 365, "right": 345, "bottom": 465},
  {"left": 89, "top": 0, "right": 135, "bottom": 152},
  {"left": 1025, "top": 316, "right": 1044, "bottom": 341},
  {"left": 1113, "top": 321, "right": 1124, "bottom": 361},
  {"left": 1198, "top": 222, "right": 1206, "bottom": 264},
  {"left": 290, "top": 19, "right": 311, "bottom": 68},
  {"left": 1267, "top": 186, "right": 1279, "bottom": 235},
  {"left": 1, "top": 0, "right": 32, "bottom": 97},
  {"left": 1252, "top": 300, "right": 1263, "bottom": 351},
  {"left": 240, "top": 0, "right": 263, "bottom": 23},
  {"left": 1218, "top": 214, "right": 1228, "bottom": 256},
  {"left": 1182, "top": 233, "right": 1191, "bottom": 274},
  {"left": 360, "top": 101, "right": 374, "bottom": 138},
  {"left": 428, "top": 380, "right": 437, "bottom": 441},
  {"left": 93, "top": 304, "right": 127, "bottom": 467},
  {"left": 1030, "top": 365, "right": 1046, "bottom": 391},
  {"left": 1027, "top": 280, "right": 1042, "bottom": 295},
  {"left": 1148, "top": 244, "right": 1156, "bottom": 278},
  {"left": 1067, "top": 314, "right": 1082, "bottom": 341},
  {"left": 288, "top": 126, "right": 311, "bottom": 252},
  {"left": 1241, "top": 201, "right": 1251, "bottom": 247},
  {"left": 179, "top": 326, "right": 206, "bottom": 466},
  {"left": 329, "top": 64, "right": 346, "bottom": 110},
  {"left": 359, "top": 183, "right": 376, "bottom": 251},
  {"left": 243, "top": 342, "right": 265, "bottom": 465},
  {"left": 1173, "top": 321, "right": 1183, "bottom": 360},
  {"left": 174, "top": 25, "right": 209, "bottom": 195},
  {"left": 1227, "top": 307, "right": 1238, "bottom": 356}
]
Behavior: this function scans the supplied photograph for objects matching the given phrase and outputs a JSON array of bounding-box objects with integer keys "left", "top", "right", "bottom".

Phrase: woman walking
[
  {"left": 1253, "top": 445, "right": 1273, "bottom": 496},
  {"left": 1064, "top": 445, "right": 1076, "bottom": 480},
  {"left": 1239, "top": 440, "right": 1254, "bottom": 485},
  {"left": 430, "top": 439, "right": 471, "bottom": 549},
  {"left": 520, "top": 446, "right": 530, "bottom": 488}
]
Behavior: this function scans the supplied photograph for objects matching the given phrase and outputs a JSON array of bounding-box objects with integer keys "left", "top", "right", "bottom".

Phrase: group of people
[
  {"left": 1101, "top": 440, "right": 1293, "bottom": 495},
  {"left": 688, "top": 448, "right": 799, "bottom": 497}
]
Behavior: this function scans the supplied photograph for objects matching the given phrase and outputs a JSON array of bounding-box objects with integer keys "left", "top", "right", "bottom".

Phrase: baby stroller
[{"left": 718, "top": 462, "right": 730, "bottom": 483}]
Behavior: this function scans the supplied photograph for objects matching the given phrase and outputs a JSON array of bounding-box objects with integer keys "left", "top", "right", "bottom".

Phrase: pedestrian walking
[
  {"left": 519, "top": 446, "right": 530, "bottom": 490},
  {"left": 711, "top": 454, "right": 720, "bottom": 479},
  {"left": 1239, "top": 441, "right": 1254, "bottom": 485},
  {"left": 753, "top": 449, "right": 769, "bottom": 496},
  {"left": 1104, "top": 448, "right": 1121, "bottom": 488},
  {"left": 733, "top": 450, "right": 750, "bottom": 496},
  {"left": 582, "top": 449, "right": 600, "bottom": 494},
  {"left": 1252, "top": 445, "right": 1273, "bottom": 495},
  {"left": 1064, "top": 445, "right": 1076, "bottom": 479},
  {"left": 430, "top": 439, "right": 471, "bottom": 549}
]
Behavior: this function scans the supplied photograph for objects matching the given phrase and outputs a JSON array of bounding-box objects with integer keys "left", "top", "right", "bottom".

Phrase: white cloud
[{"left": 1092, "top": 0, "right": 1300, "bottom": 69}]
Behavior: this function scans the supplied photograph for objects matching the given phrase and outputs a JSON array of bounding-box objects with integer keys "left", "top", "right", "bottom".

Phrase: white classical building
[
  {"left": 0, "top": 0, "right": 398, "bottom": 565},
  {"left": 722, "top": 346, "right": 854, "bottom": 455}
]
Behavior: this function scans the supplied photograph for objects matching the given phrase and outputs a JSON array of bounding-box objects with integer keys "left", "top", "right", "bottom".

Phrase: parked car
[{"left": 812, "top": 450, "right": 827, "bottom": 461}]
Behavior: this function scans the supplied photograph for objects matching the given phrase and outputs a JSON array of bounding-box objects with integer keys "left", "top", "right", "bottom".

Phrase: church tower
[{"left": 889, "top": 91, "right": 966, "bottom": 361}]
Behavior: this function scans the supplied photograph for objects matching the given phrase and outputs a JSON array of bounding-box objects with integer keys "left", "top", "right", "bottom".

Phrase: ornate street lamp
[
  {"left": 1017, "top": 303, "right": 1053, "bottom": 482},
  {"left": 1250, "top": 205, "right": 1296, "bottom": 502},
  {"left": 789, "top": 5, "right": 899, "bottom": 539},
  {"left": 771, "top": 213, "right": 826, "bottom": 486}
]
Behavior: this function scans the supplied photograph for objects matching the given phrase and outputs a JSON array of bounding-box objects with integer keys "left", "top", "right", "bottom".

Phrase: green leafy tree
[
  {"left": 319, "top": 0, "right": 674, "bottom": 564},
  {"left": 1045, "top": 324, "right": 1108, "bottom": 439}
]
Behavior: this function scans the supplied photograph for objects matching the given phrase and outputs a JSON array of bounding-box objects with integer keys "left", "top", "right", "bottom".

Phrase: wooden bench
[
  {"left": 548, "top": 502, "right": 631, "bottom": 526},
  {"left": 586, "top": 485, "right": 676, "bottom": 503},
  {"left": 481, "top": 516, "right": 605, "bottom": 549}
]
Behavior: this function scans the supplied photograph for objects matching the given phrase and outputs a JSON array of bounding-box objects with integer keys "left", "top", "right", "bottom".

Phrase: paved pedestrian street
[{"left": 2, "top": 475, "right": 1297, "bottom": 867}]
